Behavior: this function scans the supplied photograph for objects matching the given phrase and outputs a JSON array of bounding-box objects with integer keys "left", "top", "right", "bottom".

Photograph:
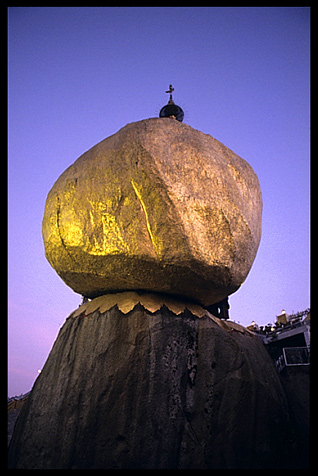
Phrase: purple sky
[{"left": 8, "top": 7, "right": 310, "bottom": 396}]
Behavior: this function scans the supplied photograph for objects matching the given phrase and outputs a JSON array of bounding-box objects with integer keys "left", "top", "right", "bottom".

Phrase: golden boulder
[{"left": 42, "top": 118, "right": 262, "bottom": 306}]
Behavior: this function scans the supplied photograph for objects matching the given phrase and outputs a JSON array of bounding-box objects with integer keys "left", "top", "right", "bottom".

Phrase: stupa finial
[{"left": 165, "top": 84, "right": 175, "bottom": 104}]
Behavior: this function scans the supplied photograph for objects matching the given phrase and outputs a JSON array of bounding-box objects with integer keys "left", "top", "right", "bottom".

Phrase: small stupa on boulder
[
  {"left": 9, "top": 87, "right": 301, "bottom": 469},
  {"left": 159, "top": 84, "right": 184, "bottom": 121}
]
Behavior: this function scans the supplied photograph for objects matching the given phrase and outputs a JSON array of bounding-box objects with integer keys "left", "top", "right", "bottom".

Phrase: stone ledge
[{"left": 70, "top": 291, "right": 255, "bottom": 336}]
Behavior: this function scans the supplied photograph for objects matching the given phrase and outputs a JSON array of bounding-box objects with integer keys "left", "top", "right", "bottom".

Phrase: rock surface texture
[
  {"left": 9, "top": 294, "right": 298, "bottom": 469},
  {"left": 42, "top": 118, "right": 262, "bottom": 306}
]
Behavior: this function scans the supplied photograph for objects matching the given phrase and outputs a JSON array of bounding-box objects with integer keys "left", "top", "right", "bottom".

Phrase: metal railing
[{"left": 275, "top": 346, "right": 310, "bottom": 372}]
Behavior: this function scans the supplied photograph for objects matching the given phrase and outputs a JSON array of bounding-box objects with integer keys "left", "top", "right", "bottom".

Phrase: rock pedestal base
[{"left": 9, "top": 295, "right": 300, "bottom": 469}]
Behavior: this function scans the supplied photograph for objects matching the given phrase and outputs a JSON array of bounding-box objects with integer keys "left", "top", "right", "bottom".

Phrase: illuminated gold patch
[{"left": 131, "top": 179, "right": 161, "bottom": 257}]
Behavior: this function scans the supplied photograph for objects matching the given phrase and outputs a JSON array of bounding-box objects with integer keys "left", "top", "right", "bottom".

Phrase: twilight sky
[{"left": 8, "top": 7, "right": 310, "bottom": 396}]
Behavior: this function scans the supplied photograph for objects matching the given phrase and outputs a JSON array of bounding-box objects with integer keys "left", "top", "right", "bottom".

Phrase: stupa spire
[{"left": 165, "top": 84, "right": 175, "bottom": 104}]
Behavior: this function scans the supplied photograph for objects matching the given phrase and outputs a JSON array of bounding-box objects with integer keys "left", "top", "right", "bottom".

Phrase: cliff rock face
[
  {"left": 9, "top": 294, "right": 296, "bottom": 469},
  {"left": 42, "top": 118, "right": 262, "bottom": 306}
]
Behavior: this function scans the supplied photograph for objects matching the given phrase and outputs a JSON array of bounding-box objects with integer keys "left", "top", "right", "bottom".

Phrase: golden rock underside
[{"left": 42, "top": 118, "right": 262, "bottom": 306}]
